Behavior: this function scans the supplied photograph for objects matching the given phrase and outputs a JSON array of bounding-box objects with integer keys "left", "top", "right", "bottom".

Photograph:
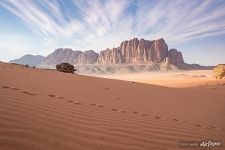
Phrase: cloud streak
[{"left": 1, "top": 0, "right": 225, "bottom": 51}]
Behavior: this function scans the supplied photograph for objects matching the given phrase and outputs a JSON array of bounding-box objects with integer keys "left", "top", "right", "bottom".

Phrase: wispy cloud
[{"left": 1, "top": 0, "right": 225, "bottom": 52}]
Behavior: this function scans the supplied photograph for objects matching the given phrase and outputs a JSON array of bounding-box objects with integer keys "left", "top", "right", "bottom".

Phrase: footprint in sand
[
  {"left": 48, "top": 94, "right": 56, "bottom": 97},
  {"left": 131, "top": 111, "right": 138, "bottom": 114},
  {"left": 2, "top": 86, "right": 10, "bottom": 89},
  {"left": 27, "top": 93, "right": 36, "bottom": 96},
  {"left": 22, "top": 91, "right": 36, "bottom": 96},
  {"left": 172, "top": 118, "right": 179, "bottom": 122},
  {"left": 11, "top": 87, "right": 19, "bottom": 90},
  {"left": 90, "top": 103, "right": 104, "bottom": 107},
  {"left": 110, "top": 108, "right": 126, "bottom": 113},
  {"left": 114, "top": 110, "right": 126, "bottom": 113},
  {"left": 207, "top": 125, "right": 215, "bottom": 129},
  {"left": 57, "top": 96, "right": 64, "bottom": 99},
  {"left": 22, "top": 91, "right": 29, "bottom": 94},
  {"left": 2, "top": 86, "right": 36, "bottom": 95},
  {"left": 119, "top": 110, "right": 126, "bottom": 113},
  {"left": 139, "top": 113, "right": 147, "bottom": 116},
  {"left": 74, "top": 101, "right": 82, "bottom": 105},
  {"left": 67, "top": 100, "right": 82, "bottom": 105},
  {"left": 154, "top": 116, "right": 161, "bottom": 119},
  {"left": 195, "top": 124, "right": 202, "bottom": 127},
  {"left": 219, "top": 128, "right": 224, "bottom": 131},
  {"left": 48, "top": 94, "right": 64, "bottom": 99}
]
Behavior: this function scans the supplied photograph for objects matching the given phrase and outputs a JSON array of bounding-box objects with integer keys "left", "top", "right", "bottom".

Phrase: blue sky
[{"left": 0, "top": 0, "right": 225, "bottom": 66}]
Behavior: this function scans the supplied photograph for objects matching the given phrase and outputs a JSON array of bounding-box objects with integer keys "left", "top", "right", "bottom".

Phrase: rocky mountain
[
  {"left": 39, "top": 38, "right": 184, "bottom": 68},
  {"left": 167, "top": 48, "right": 184, "bottom": 67},
  {"left": 78, "top": 50, "right": 99, "bottom": 64},
  {"left": 9, "top": 54, "right": 45, "bottom": 66},
  {"left": 97, "top": 38, "right": 184, "bottom": 67},
  {"left": 38, "top": 48, "right": 99, "bottom": 68},
  {"left": 18, "top": 38, "right": 211, "bottom": 73}
]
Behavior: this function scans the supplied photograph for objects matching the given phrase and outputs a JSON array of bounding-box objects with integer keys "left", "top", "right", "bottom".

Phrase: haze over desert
[{"left": 95, "top": 70, "right": 224, "bottom": 88}]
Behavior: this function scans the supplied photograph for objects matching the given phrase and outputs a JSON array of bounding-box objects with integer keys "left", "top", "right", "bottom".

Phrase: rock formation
[
  {"left": 27, "top": 38, "right": 211, "bottom": 71},
  {"left": 40, "top": 48, "right": 82, "bottom": 66},
  {"left": 37, "top": 38, "right": 188, "bottom": 69},
  {"left": 213, "top": 64, "right": 225, "bottom": 79},
  {"left": 78, "top": 50, "right": 99, "bottom": 64},
  {"left": 39, "top": 48, "right": 98, "bottom": 67},
  {"left": 97, "top": 38, "right": 183, "bottom": 66},
  {"left": 9, "top": 54, "right": 45, "bottom": 67},
  {"left": 11, "top": 37, "right": 213, "bottom": 74},
  {"left": 167, "top": 49, "right": 184, "bottom": 67},
  {"left": 97, "top": 48, "right": 123, "bottom": 64},
  {"left": 12, "top": 38, "right": 213, "bottom": 73}
]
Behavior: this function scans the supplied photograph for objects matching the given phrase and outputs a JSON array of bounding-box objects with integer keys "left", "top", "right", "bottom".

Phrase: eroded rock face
[
  {"left": 97, "top": 48, "right": 123, "bottom": 64},
  {"left": 78, "top": 50, "right": 99, "bottom": 64},
  {"left": 56, "top": 63, "right": 75, "bottom": 73},
  {"left": 213, "top": 64, "right": 225, "bottom": 79},
  {"left": 41, "top": 48, "right": 82, "bottom": 66},
  {"left": 97, "top": 38, "right": 173, "bottom": 64},
  {"left": 149, "top": 38, "right": 168, "bottom": 62},
  {"left": 39, "top": 38, "right": 185, "bottom": 69},
  {"left": 168, "top": 49, "right": 184, "bottom": 67},
  {"left": 39, "top": 48, "right": 98, "bottom": 67}
]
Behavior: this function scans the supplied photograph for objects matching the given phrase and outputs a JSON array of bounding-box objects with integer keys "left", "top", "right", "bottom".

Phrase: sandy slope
[
  {"left": 0, "top": 62, "right": 224, "bottom": 150},
  {"left": 94, "top": 70, "right": 220, "bottom": 87}
]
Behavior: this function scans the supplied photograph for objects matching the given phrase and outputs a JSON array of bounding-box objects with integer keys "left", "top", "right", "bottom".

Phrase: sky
[{"left": 0, "top": 0, "right": 225, "bottom": 66}]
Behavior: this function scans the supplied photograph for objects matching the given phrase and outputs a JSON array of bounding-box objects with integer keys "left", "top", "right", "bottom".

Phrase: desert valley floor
[{"left": 0, "top": 62, "right": 225, "bottom": 150}]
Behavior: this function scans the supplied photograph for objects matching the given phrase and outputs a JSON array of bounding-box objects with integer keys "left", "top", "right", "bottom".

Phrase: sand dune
[
  {"left": 0, "top": 62, "right": 224, "bottom": 150},
  {"left": 95, "top": 70, "right": 225, "bottom": 88}
]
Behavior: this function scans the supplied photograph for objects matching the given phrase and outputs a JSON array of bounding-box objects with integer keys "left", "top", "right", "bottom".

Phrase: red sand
[{"left": 0, "top": 62, "right": 224, "bottom": 150}]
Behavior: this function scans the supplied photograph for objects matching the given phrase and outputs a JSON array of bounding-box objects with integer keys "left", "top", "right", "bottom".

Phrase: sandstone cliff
[
  {"left": 78, "top": 50, "right": 99, "bottom": 64},
  {"left": 167, "top": 49, "right": 184, "bottom": 67},
  {"left": 17, "top": 38, "right": 212, "bottom": 72},
  {"left": 97, "top": 38, "right": 183, "bottom": 67},
  {"left": 38, "top": 38, "right": 186, "bottom": 68}
]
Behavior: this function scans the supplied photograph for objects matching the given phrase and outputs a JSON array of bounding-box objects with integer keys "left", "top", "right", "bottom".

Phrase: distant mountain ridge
[
  {"left": 38, "top": 38, "right": 185, "bottom": 67},
  {"left": 10, "top": 38, "right": 213, "bottom": 73},
  {"left": 9, "top": 54, "right": 45, "bottom": 67},
  {"left": 39, "top": 49, "right": 99, "bottom": 68}
]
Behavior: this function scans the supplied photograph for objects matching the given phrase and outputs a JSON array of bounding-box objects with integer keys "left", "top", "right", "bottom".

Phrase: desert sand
[
  {"left": 0, "top": 62, "right": 225, "bottom": 150},
  {"left": 94, "top": 70, "right": 218, "bottom": 87}
]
